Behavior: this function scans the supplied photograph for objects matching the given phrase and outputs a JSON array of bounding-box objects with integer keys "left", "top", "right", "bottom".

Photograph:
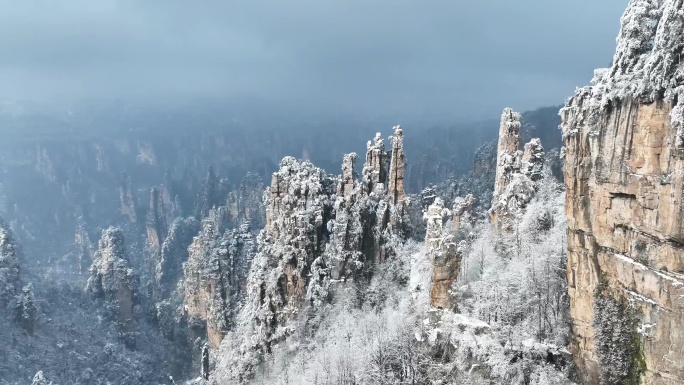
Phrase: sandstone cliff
[
  {"left": 210, "top": 127, "right": 409, "bottom": 382},
  {"left": 156, "top": 216, "right": 199, "bottom": 299},
  {"left": 251, "top": 127, "right": 408, "bottom": 329},
  {"left": 491, "top": 108, "right": 545, "bottom": 230},
  {"left": 181, "top": 209, "right": 256, "bottom": 349},
  {"left": 86, "top": 227, "right": 136, "bottom": 342},
  {"left": 561, "top": 1, "right": 684, "bottom": 383},
  {"left": 424, "top": 197, "right": 462, "bottom": 310}
]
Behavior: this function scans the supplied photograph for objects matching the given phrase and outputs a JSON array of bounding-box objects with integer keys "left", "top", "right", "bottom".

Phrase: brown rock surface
[
  {"left": 493, "top": 108, "right": 522, "bottom": 198},
  {"left": 362, "top": 133, "right": 387, "bottom": 193},
  {"left": 424, "top": 197, "right": 460, "bottom": 309},
  {"left": 563, "top": 97, "right": 684, "bottom": 385},
  {"left": 560, "top": 1, "right": 684, "bottom": 383},
  {"left": 181, "top": 209, "right": 255, "bottom": 349},
  {"left": 388, "top": 125, "right": 406, "bottom": 217}
]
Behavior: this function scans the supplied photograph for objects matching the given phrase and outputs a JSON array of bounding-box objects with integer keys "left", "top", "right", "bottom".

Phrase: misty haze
[{"left": 2, "top": 1, "right": 683, "bottom": 385}]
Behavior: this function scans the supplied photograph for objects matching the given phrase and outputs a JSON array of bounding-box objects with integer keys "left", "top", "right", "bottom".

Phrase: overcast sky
[{"left": 0, "top": 0, "right": 627, "bottom": 120}]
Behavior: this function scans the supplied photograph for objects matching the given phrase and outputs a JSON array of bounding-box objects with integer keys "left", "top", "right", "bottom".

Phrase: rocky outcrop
[
  {"left": 74, "top": 219, "right": 95, "bottom": 273},
  {"left": 0, "top": 217, "right": 20, "bottom": 307},
  {"left": 327, "top": 153, "right": 366, "bottom": 281},
  {"left": 156, "top": 217, "right": 199, "bottom": 299},
  {"left": 388, "top": 126, "right": 407, "bottom": 228},
  {"left": 119, "top": 173, "right": 138, "bottom": 224},
  {"left": 491, "top": 108, "right": 545, "bottom": 230},
  {"left": 521, "top": 138, "right": 544, "bottom": 181},
  {"left": 225, "top": 172, "right": 265, "bottom": 230},
  {"left": 146, "top": 181, "right": 186, "bottom": 252},
  {"left": 561, "top": 1, "right": 684, "bottom": 384},
  {"left": 146, "top": 187, "right": 169, "bottom": 250},
  {"left": 181, "top": 209, "right": 256, "bottom": 349},
  {"left": 326, "top": 135, "right": 408, "bottom": 281},
  {"left": 451, "top": 194, "right": 475, "bottom": 231},
  {"left": 211, "top": 128, "right": 410, "bottom": 381},
  {"left": 424, "top": 198, "right": 461, "bottom": 310},
  {"left": 86, "top": 227, "right": 136, "bottom": 339},
  {"left": 362, "top": 133, "right": 387, "bottom": 193},
  {"left": 195, "top": 166, "right": 221, "bottom": 220},
  {"left": 494, "top": 108, "right": 522, "bottom": 197},
  {"left": 252, "top": 156, "right": 335, "bottom": 330}
]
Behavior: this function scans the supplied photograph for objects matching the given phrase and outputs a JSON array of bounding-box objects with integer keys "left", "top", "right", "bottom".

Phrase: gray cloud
[{"left": 0, "top": 0, "right": 627, "bottom": 120}]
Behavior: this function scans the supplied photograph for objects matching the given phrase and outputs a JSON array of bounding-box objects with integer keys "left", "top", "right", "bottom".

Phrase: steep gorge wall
[{"left": 562, "top": 1, "right": 684, "bottom": 383}]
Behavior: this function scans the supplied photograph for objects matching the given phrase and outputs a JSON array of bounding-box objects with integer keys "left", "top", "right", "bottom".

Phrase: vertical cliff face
[
  {"left": 451, "top": 194, "right": 475, "bottom": 231},
  {"left": 493, "top": 108, "right": 522, "bottom": 199},
  {"left": 0, "top": 217, "right": 20, "bottom": 307},
  {"left": 156, "top": 216, "right": 199, "bottom": 299},
  {"left": 328, "top": 152, "right": 365, "bottom": 281},
  {"left": 195, "top": 166, "right": 221, "bottom": 220},
  {"left": 146, "top": 187, "right": 169, "bottom": 250},
  {"left": 252, "top": 156, "right": 335, "bottom": 335},
  {"left": 561, "top": 1, "right": 684, "bottom": 384},
  {"left": 388, "top": 126, "right": 407, "bottom": 227},
  {"left": 86, "top": 227, "right": 136, "bottom": 338},
  {"left": 491, "top": 108, "right": 545, "bottom": 230},
  {"left": 181, "top": 209, "right": 256, "bottom": 349},
  {"left": 424, "top": 198, "right": 461, "bottom": 310},
  {"left": 362, "top": 133, "right": 387, "bottom": 193}
]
